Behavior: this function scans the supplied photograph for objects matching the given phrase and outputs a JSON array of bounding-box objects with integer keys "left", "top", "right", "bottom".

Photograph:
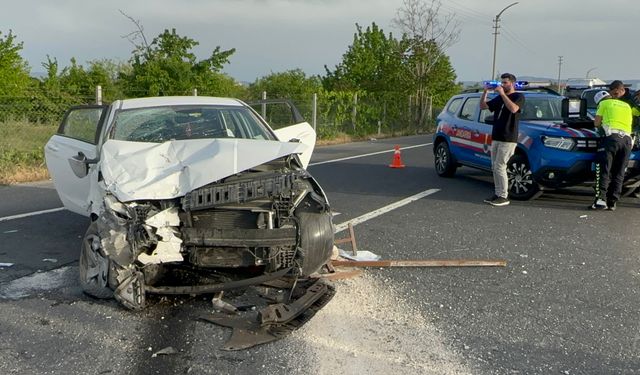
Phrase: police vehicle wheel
[
  {"left": 434, "top": 141, "right": 457, "bottom": 177},
  {"left": 79, "top": 222, "right": 114, "bottom": 299},
  {"left": 507, "top": 154, "right": 541, "bottom": 200}
]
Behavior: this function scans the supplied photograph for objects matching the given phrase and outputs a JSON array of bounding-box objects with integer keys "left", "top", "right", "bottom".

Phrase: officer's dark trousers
[{"left": 598, "top": 134, "right": 632, "bottom": 203}]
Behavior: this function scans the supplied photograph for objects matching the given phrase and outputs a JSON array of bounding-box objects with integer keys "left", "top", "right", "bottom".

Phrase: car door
[
  {"left": 247, "top": 99, "right": 315, "bottom": 169},
  {"left": 476, "top": 107, "right": 494, "bottom": 169},
  {"left": 450, "top": 97, "right": 485, "bottom": 165},
  {"left": 44, "top": 105, "right": 107, "bottom": 216}
]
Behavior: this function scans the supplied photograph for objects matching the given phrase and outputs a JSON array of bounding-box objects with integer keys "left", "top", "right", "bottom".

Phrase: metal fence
[{"left": 0, "top": 87, "right": 438, "bottom": 137}]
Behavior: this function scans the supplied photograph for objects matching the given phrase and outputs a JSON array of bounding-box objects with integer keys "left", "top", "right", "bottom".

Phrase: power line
[
  {"left": 446, "top": 0, "right": 493, "bottom": 19},
  {"left": 501, "top": 27, "right": 537, "bottom": 55},
  {"left": 437, "top": 2, "right": 493, "bottom": 26}
]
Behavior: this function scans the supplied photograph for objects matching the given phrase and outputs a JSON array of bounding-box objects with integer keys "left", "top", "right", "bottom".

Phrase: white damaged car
[{"left": 45, "top": 97, "right": 334, "bottom": 310}]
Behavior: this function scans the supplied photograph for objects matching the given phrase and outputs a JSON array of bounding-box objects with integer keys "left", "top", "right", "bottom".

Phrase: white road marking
[
  {"left": 334, "top": 189, "right": 440, "bottom": 233},
  {"left": 309, "top": 143, "right": 432, "bottom": 166},
  {"left": 0, "top": 207, "right": 66, "bottom": 222}
]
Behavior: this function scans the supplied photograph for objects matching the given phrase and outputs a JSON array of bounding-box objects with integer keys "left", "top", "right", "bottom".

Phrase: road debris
[
  {"left": 42, "top": 258, "right": 58, "bottom": 263},
  {"left": 200, "top": 278, "right": 335, "bottom": 351},
  {"left": 152, "top": 346, "right": 178, "bottom": 357},
  {"left": 338, "top": 249, "right": 380, "bottom": 261},
  {"left": 0, "top": 262, "right": 14, "bottom": 268},
  {"left": 211, "top": 291, "right": 238, "bottom": 315},
  {"left": 331, "top": 259, "right": 507, "bottom": 267}
]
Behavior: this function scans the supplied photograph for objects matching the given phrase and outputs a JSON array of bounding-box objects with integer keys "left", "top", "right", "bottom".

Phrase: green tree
[
  {"left": 0, "top": 30, "right": 31, "bottom": 96},
  {"left": 323, "top": 23, "right": 403, "bottom": 94},
  {"left": 322, "top": 23, "right": 408, "bottom": 134},
  {"left": 250, "top": 69, "right": 321, "bottom": 104},
  {"left": 393, "top": 0, "right": 460, "bottom": 127},
  {"left": 120, "top": 28, "right": 237, "bottom": 97},
  {"left": 248, "top": 69, "right": 322, "bottom": 128}
]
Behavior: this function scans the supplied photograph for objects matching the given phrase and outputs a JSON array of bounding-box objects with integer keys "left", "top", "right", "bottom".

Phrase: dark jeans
[{"left": 596, "top": 134, "right": 632, "bottom": 203}]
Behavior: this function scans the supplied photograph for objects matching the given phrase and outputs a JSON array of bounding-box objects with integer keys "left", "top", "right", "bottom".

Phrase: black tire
[
  {"left": 296, "top": 211, "right": 334, "bottom": 276},
  {"left": 79, "top": 222, "right": 114, "bottom": 299},
  {"left": 434, "top": 141, "right": 457, "bottom": 177},
  {"left": 507, "top": 154, "right": 542, "bottom": 200}
]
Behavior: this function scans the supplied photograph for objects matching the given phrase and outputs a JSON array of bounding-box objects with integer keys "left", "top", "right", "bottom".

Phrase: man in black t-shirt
[{"left": 479, "top": 73, "right": 525, "bottom": 206}]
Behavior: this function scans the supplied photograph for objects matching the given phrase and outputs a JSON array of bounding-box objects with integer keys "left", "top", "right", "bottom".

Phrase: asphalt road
[{"left": 1, "top": 134, "right": 639, "bottom": 374}]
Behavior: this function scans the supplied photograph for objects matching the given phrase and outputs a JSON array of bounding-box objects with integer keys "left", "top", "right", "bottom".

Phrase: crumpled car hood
[{"left": 100, "top": 138, "right": 308, "bottom": 202}]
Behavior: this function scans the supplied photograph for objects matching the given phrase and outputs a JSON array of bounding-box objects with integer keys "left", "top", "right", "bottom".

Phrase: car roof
[
  {"left": 117, "top": 96, "right": 245, "bottom": 110},
  {"left": 452, "top": 91, "right": 559, "bottom": 99}
]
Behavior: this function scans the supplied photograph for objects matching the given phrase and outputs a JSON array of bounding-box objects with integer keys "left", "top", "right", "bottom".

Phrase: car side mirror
[{"left": 68, "top": 152, "right": 98, "bottom": 178}]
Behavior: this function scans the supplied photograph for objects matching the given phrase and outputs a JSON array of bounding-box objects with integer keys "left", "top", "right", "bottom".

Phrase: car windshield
[
  {"left": 109, "top": 105, "right": 276, "bottom": 143},
  {"left": 520, "top": 96, "right": 563, "bottom": 121}
]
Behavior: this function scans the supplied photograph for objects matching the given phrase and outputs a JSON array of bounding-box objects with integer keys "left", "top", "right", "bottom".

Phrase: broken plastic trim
[
  {"left": 144, "top": 267, "right": 292, "bottom": 295},
  {"left": 200, "top": 278, "right": 335, "bottom": 351},
  {"left": 259, "top": 279, "right": 329, "bottom": 325}
]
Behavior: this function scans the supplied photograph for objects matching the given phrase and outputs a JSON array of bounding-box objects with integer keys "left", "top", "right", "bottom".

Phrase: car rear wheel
[
  {"left": 434, "top": 141, "right": 457, "bottom": 177},
  {"left": 79, "top": 222, "right": 114, "bottom": 299},
  {"left": 507, "top": 154, "right": 542, "bottom": 200}
]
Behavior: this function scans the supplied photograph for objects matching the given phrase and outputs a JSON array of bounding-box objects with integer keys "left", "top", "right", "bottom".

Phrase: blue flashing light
[{"left": 483, "top": 80, "right": 529, "bottom": 90}]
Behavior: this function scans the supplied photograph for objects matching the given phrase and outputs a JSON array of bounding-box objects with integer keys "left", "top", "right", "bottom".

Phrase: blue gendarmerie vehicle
[{"left": 433, "top": 86, "right": 640, "bottom": 200}]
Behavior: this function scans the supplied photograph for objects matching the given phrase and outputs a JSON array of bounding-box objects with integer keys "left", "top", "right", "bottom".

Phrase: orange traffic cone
[{"left": 389, "top": 145, "right": 405, "bottom": 168}]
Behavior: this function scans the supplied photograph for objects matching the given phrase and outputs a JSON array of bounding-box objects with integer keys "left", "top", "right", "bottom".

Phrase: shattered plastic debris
[
  {"left": 211, "top": 292, "right": 239, "bottom": 315},
  {"left": 338, "top": 249, "right": 381, "bottom": 261},
  {"left": 138, "top": 208, "right": 184, "bottom": 264},
  {"left": 145, "top": 206, "right": 180, "bottom": 227},
  {"left": 152, "top": 346, "right": 178, "bottom": 357},
  {"left": 0, "top": 262, "right": 14, "bottom": 268}
]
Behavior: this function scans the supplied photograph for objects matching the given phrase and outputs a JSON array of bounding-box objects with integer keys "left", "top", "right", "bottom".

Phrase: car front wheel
[
  {"left": 507, "top": 154, "right": 541, "bottom": 200},
  {"left": 79, "top": 222, "right": 114, "bottom": 299},
  {"left": 434, "top": 141, "right": 457, "bottom": 177}
]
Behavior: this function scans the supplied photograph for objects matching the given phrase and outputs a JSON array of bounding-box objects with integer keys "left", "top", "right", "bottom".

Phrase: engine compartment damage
[{"left": 81, "top": 156, "right": 334, "bottom": 315}]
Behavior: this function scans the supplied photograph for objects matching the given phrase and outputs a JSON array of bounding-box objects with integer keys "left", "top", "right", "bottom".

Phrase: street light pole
[
  {"left": 491, "top": 2, "right": 519, "bottom": 80},
  {"left": 586, "top": 67, "right": 597, "bottom": 79}
]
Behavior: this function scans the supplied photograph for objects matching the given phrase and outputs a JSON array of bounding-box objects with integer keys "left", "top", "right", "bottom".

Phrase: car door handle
[{"left": 46, "top": 144, "right": 59, "bottom": 152}]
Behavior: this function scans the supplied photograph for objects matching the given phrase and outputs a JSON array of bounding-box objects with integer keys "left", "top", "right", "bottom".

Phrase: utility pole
[
  {"left": 557, "top": 56, "right": 563, "bottom": 94},
  {"left": 491, "top": 2, "right": 519, "bottom": 80}
]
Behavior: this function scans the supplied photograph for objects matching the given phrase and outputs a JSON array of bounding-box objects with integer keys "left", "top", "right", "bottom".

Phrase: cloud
[{"left": 2, "top": 0, "right": 639, "bottom": 82}]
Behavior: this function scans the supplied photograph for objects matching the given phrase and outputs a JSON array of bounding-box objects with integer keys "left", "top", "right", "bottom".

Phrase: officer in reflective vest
[{"left": 590, "top": 80, "right": 640, "bottom": 210}]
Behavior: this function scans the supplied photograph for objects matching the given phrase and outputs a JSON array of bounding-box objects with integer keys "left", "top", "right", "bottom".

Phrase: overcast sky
[{"left": 2, "top": 0, "right": 639, "bottom": 84}]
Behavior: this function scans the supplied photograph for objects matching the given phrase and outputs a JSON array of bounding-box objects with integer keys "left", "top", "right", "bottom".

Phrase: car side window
[
  {"left": 479, "top": 108, "right": 493, "bottom": 124},
  {"left": 446, "top": 98, "right": 463, "bottom": 115},
  {"left": 458, "top": 98, "right": 479, "bottom": 121},
  {"left": 58, "top": 107, "right": 105, "bottom": 144}
]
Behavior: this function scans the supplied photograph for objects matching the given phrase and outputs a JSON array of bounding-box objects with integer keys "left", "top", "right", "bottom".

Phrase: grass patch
[{"left": 0, "top": 120, "right": 57, "bottom": 184}]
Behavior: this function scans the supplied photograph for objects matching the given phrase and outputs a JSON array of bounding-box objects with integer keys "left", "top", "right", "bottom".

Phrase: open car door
[
  {"left": 44, "top": 105, "right": 107, "bottom": 216},
  {"left": 247, "top": 99, "right": 316, "bottom": 169}
]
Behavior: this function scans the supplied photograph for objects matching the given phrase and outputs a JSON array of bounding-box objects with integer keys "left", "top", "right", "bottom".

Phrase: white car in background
[{"left": 45, "top": 96, "right": 334, "bottom": 310}]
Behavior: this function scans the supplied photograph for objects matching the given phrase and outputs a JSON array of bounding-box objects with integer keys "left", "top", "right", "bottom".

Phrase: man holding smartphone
[{"left": 479, "top": 73, "right": 525, "bottom": 207}]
